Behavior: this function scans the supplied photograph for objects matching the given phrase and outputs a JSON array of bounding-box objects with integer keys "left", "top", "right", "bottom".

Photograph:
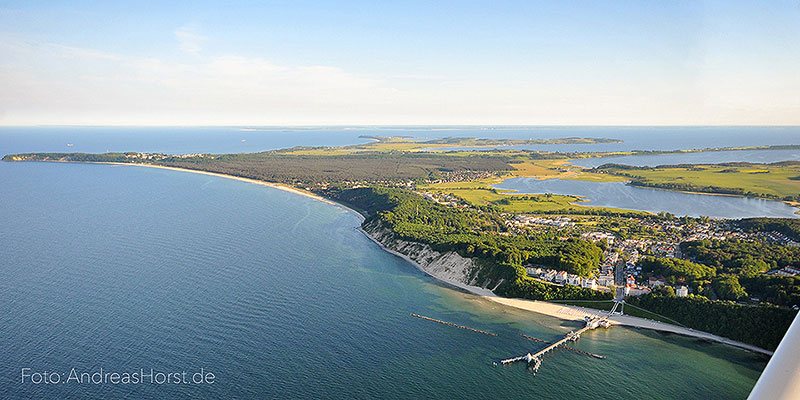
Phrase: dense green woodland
[
  {"left": 639, "top": 256, "right": 716, "bottom": 283},
  {"left": 627, "top": 293, "right": 796, "bottom": 351},
  {"left": 680, "top": 239, "right": 800, "bottom": 306},
  {"left": 328, "top": 186, "right": 610, "bottom": 301},
  {"left": 3, "top": 152, "right": 512, "bottom": 184},
  {"left": 736, "top": 218, "right": 800, "bottom": 241}
]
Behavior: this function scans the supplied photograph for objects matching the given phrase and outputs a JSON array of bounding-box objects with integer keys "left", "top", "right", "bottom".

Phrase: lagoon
[
  {"left": 572, "top": 149, "right": 800, "bottom": 168},
  {"left": 495, "top": 177, "right": 799, "bottom": 219}
]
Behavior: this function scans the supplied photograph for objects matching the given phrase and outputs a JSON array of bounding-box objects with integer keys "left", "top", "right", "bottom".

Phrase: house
[
  {"left": 626, "top": 275, "right": 636, "bottom": 287},
  {"left": 567, "top": 274, "right": 582, "bottom": 286},
  {"left": 676, "top": 286, "right": 689, "bottom": 297},
  {"left": 597, "top": 275, "right": 615, "bottom": 287},
  {"left": 526, "top": 267, "right": 543, "bottom": 277},
  {"left": 626, "top": 286, "right": 652, "bottom": 296},
  {"left": 582, "top": 279, "right": 597, "bottom": 290},
  {"left": 582, "top": 231, "right": 615, "bottom": 245},
  {"left": 543, "top": 270, "right": 557, "bottom": 282},
  {"left": 554, "top": 271, "right": 568, "bottom": 284},
  {"left": 648, "top": 276, "right": 666, "bottom": 288}
]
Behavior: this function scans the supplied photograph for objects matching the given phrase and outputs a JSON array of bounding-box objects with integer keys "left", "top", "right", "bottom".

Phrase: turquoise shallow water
[{"left": 0, "top": 162, "right": 767, "bottom": 399}]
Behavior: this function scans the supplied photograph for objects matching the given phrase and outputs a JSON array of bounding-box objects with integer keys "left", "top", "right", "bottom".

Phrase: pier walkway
[{"left": 497, "top": 301, "right": 619, "bottom": 373}]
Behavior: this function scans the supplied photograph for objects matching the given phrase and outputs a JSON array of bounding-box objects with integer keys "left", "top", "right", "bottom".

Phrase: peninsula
[{"left": 5, "top": 138, "right": 800, "bottom": 352}]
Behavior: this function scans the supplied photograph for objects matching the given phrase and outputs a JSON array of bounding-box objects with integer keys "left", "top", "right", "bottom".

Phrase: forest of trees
[
  {"left": 638, "top": 256, "right": 716, "bottom": 283},
  {"left": 4, "top": 151, "right": 514, "bottom": 185},
  {"left": 328, "top": 186, "right": 610, "bottom": 301},
  {"left": 736, "top": 218, "right": 800, "bottom": 241},
  {"left": 679, "top": 239, "right": 800, "bottom": 306},
  {"left": 681, "top": 239, "right": 800, "bottom": 274},
  {"left": 638, "top": 256, "right": 753, "bottom": 301},
  {"left": 626, "top": 293, "right": 796, "bottom": 351}
]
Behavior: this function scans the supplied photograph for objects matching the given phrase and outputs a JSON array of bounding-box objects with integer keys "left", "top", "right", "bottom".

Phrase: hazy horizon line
[{"left": 2, "top": 124, "right": 800, "bottom": 129}]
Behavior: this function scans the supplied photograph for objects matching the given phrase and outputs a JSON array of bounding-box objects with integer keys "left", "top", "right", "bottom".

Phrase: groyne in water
[{"left": 410, "top": 313, "right": 497, "bottom": 337}]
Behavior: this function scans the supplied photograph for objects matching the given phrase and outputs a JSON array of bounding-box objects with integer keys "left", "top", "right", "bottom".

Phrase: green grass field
[
  {"left": 600, "top": 163, "right": 800, "bottom": 199},
  {"left": 419, "top": 183, "right": 647, "bottom": 215}
]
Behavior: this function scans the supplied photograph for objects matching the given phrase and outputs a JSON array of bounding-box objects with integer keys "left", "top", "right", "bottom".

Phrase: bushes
[
  {"left": 498, "top": 275, "right": 613, "bottom": 301},
  {"left": 711, "top": 275, "right": 748, "bottom": 301},
  {"left": 556, "top": 239, "right": 603, "bottom": 277},
  {"left": 681, "top": 239, "right": 800, "bottom": 272},
  {"left": 638, "top": 256, "right": 716, "bottom": 284}
]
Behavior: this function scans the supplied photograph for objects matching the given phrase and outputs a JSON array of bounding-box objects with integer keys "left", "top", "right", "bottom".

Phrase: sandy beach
[
  {"left": 101, "top": 162, "right": 340, "bottom": 206},
  {"left": 484, "top": 296, "right": 773, "bottom": 356},
  {"left": 98, "top": 161, "right": 774, "bottom": 356}
]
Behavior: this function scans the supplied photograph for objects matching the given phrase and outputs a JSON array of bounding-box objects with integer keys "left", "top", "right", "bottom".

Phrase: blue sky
[{"left": 0, "top": 0, "right": 798, "bottom": 125}]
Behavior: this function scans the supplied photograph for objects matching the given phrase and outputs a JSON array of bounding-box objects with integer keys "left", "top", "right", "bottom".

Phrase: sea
[{"left": 1, "top": 126, "right": 792, "bottom": 399}]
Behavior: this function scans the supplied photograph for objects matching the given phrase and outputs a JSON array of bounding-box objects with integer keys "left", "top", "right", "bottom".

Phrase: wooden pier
[
  {"left": 521, "top": 334, "right": 605, "bottom": 359},
  {"left": 498, "top": 301, "right": 622, "bottom": 373}
]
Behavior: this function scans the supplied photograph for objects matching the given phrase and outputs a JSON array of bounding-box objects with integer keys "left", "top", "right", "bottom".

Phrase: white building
[
  {"left": 526, "top": 267, "right": 543, "bottom": 277},
  {"left": 543, "top": 270, "right": 557, "bottom": 281},
  {"left": 597, "top": 275, "right": 615, "bottom": 287},
  {"left": 567, "top": 274, "right": 582, "bottom": 286},
  {"left": 676, "top": 286, "right": 689, "bottom": 297},
  {"left": 582, "top": 279, "right": 597, "bottom": 290}
]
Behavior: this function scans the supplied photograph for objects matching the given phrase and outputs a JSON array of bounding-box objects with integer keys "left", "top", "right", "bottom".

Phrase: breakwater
[{"left": 410, "top": 313, "right": 497, "bottom": 337}]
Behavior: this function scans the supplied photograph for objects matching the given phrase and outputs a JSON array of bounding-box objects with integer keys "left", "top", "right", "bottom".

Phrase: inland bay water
[{"left": 1, "top": 127, "right": 793, "bottom": 398}]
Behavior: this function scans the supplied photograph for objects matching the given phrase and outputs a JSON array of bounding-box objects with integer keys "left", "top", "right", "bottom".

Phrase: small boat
[{"left": 66, "top": 143, "right": 74, "bottom": 147}]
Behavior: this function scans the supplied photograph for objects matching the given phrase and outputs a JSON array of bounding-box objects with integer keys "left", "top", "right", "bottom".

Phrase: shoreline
[
  {"left": 40, "top": 160, "right": 775, "bottom": 356},
  {"left": 98, "top": 162, "right": 342, "bottom": 206},
  {"left": 498, "top": 172, "right": 800, "bottom": 217}
]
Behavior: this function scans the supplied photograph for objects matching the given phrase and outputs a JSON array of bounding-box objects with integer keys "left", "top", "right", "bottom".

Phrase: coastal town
[{"left": 420, "top": 188, "right": 800, "bottom": 306}]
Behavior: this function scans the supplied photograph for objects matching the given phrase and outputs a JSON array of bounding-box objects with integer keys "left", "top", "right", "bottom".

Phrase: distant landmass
[{"left": 357, "top": 135, "right": 623, "bottom": 147}]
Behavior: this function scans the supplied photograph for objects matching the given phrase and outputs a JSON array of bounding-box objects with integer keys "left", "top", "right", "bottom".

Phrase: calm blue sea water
[
  {"left": 1, "top": 126, "right": 799, "bottom": 154},
  {"left": 0, "top": 162, "right": 767, "bottom": 399},
  {"left": 0, "top": 128, "right": 787, "bottom": 398}
]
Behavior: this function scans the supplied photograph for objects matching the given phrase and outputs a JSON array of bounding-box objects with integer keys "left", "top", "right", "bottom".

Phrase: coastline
[
  {"left": 55, "top": 161, "right": 775, "bottom": 356},
  {"left": 98, "top": 162, "right": 341, "bottom": 206}
]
